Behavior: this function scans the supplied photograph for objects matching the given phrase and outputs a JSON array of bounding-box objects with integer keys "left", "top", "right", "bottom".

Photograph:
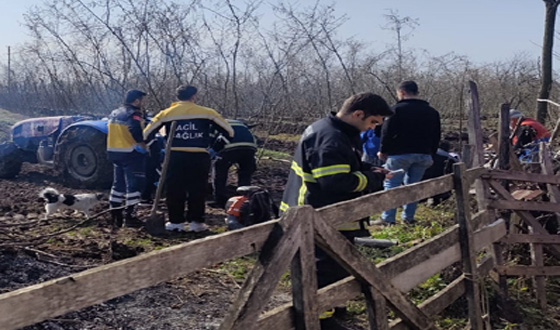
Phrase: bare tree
[{"left": 537, "top": 0, "right": 560, "bottom": 124}]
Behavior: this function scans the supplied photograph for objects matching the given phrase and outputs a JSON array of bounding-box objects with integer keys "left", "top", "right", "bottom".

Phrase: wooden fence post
[
  {"left": 290, "top": 214, "right": 320, "bottom": 330},
  {"left": 220, "top": 207, "right": 306, "bottom": 330},
  {"left": 453, "top": 162, "right": 484, "bottom": 330},
  {"left": 467, "top": 80, "right": 489, "bottom": 210},
  {"left": 363, "top": 284, "right": 389, "bottom": 330}
]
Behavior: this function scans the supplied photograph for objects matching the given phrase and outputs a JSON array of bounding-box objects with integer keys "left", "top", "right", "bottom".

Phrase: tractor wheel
[
  {"left": 0, "top": 142, "right": 23, "bottom": 179},
  {"left": 54, "top": 127, "right": 112, "bottom": 188}
]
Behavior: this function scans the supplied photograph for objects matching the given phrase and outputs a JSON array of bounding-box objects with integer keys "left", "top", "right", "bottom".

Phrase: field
[{"left": 0, "top": 111, "right": 559, "bottom": 329}]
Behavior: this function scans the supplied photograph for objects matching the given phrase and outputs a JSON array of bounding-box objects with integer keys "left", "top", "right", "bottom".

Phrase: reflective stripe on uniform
[
  {"left": 311, "top": 164, "right": 350, "bottom": 178},
  {"left": 280, "top": 201, "right": 290, "bottom": 212},
  {"left": 291, "top": 161, "right": 316, "bottom": 183},
  {"left": 352, "top": 171, "right": 368, "bottom": 192}
]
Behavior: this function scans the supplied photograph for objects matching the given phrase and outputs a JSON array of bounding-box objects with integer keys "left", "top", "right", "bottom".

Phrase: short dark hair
[
  {"left": 339, "top": 92, "right": 393, "bottom": 117},
  {"left": 439, "top": 140, "right": 451, "bottom": 152},
  {"left": 124, "top": 89, "right": 147, "bottom": 104},
  {"left": 398, "top": 81, "right": 419, "bottom": 95},
  {"left": 176, "top": 85, "right": 198, "bottom": 101}
]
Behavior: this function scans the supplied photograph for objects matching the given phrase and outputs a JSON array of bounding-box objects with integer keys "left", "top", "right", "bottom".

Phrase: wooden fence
[
  {"left": 0, "top": 163, "right": 508, "bottom": 330},
  {"left": 482, "top": 142, "right": 560, "bottom": 311}
]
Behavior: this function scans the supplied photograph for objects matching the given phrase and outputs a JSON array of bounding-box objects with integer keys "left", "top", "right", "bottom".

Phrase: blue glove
[
  {"left": 208, "top": 148, "right": 216, "bottom": 158},
  {"left": 134, "top": 144, "right": 148, "bottom": 154}
]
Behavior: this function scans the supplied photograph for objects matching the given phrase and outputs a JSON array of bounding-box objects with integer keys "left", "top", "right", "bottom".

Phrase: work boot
[
  {"left": 124, "top": 216, "right": 144, "bottom": 228},
  {"left": 124, "top": 205, "right": 144, "bottom": 228},
  {"left": 111, "top": 209, "right": 123, "bottom": 228}
]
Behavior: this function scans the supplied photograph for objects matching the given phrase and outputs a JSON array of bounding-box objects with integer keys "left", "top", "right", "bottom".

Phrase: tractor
[{"left": 0, "top": 116, "right": 112, "bottom": 188}]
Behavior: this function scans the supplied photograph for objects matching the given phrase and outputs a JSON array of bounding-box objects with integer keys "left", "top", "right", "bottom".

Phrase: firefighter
[
  {"left": 107, "top": 89, "right": 148, "bottom": 228},
  {"left": 211, "top": 119, "right": 258, "bottom": 208},
  {"left": 280, "top": 92, "right": 393, "bottom": 323},
  {"left": 143, "top": 85, "right": 233, "bottom": 232}
]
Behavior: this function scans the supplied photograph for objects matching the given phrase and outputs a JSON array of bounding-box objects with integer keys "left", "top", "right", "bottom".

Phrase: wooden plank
[
  {"left": 391, "top": 219, "right": 505, "bottom": 292},
  {"left": 467, "top": 80, "right": 490, "bottom": 210},
  {"left": 530, "top": 228, "right": 547, "bottom": 310},
  {"left": 290, "top": 216, "right": 320, "bottom": 330},
  {"left": 257, "top": 224, "right": 505, "bottom": 329},
  {"left": 0, "top": 218, "right": 282, "bottom": 330},
  {"left": 510, "top": 189, "right": 544, "bottom": 201},
  {"left": 453, "top": 163, "right": 483, "bottom": 330},
  {"left": 312, "top": 214, "right": 437, "bottom": 330},
  {"left": 462, "top": 144, "right": 474, "bottom": 168},
  {"left": 220, "top": 207, "right": 305, "bottom": 330},
  {"left": 391, "top": 256, "right": 493, "bottom": 330},
  {"left": 490, "top": 199, "right": 560, "bottom": 213},
  {"left": 363, "top": 285, "right": 389, "bottom": 330},
  {"left": 465, "top": 167, "right": 488, "bottom": 186},
  {"left": 471, "top": 210, "right": 491, "bottom": 231},
  {"left": 485, "top": 169, "right": 560, "bottom": 185},
  {"left": 496, "top": 266, "right": 560, "bottom": 276},
  {"left": 498, "top": 103, "right": 511, "bottom": 171},
  {"left": 318, "top": 174, "right": 454, "bottom": 228},
  {"left": 488, "top": 180, "right": 560, "bottom": 261},
  {"left": 501, "top": 233, "right": 560, "bottom": 244}
]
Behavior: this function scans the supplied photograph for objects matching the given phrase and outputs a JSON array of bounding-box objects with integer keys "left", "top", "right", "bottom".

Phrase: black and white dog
[{"left": 40, "top": 188, "right": 104, "bottom": 219}]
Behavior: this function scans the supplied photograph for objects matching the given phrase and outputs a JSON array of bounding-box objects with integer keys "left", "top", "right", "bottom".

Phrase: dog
[{"left": 39, "top": 187, "right": 104, "bottom": 219}]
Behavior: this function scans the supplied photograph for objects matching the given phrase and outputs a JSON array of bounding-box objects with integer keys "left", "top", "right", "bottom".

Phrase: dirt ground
[{"left": 0, "top": 159, "right": 327, "bottom": 330}]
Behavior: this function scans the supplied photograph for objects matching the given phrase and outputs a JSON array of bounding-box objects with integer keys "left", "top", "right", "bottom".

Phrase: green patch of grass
[
  {"left": 219, "top": 256, "right": 256, "bottom": 281},
  {"left": 258, "top": 148, "right": 292, "bottom": 160},
  {"left": 266, "top": 133, "right": 301, "bottom": 142},
  {"left": 123, "top": 238, "right": 153, "bottom": 248}
]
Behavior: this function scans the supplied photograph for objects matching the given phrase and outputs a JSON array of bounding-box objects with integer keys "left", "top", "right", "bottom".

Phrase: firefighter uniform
[
  {"left": 212, "top": 119, "right": 258, "bottom": 206},
  {"left": 107, "top": 102, "right": 147, "bottom": 227},
  {"left": 143, "top": 101, "right": 233, "bottom": 225},
  {"left": 280, "top": 113, "right": 385, "bottom": 288}
]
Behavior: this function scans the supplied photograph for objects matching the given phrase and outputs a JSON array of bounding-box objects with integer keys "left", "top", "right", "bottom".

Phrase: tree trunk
[{"left": 537, "top": 0, "right": 560, "bottom": 124}]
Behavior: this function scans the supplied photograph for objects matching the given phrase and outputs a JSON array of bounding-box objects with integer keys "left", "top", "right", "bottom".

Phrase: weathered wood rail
[{"left": 0, "top": 163, "right": 507, "bottom": 330}]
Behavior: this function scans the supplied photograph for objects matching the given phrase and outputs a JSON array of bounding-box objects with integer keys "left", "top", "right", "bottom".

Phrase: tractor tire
[
  {"left": 0, "top": 142, "right": 23, "bottom": 179},
  {"left": 54, "top": 127, "right": 112, "bottom": 188}
]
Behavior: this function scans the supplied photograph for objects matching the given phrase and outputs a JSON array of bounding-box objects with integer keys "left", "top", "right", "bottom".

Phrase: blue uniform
[{"left": 106, "top": 104, "right": 146, "bottom": 226}]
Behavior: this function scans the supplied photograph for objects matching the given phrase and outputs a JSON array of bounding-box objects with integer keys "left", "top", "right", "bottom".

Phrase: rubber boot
[
  {"left": 124, "top": 205, "right": 144, "bottom": 228},
  {"left": 111, "top": 209, "right": 123, "bottom": 228}
]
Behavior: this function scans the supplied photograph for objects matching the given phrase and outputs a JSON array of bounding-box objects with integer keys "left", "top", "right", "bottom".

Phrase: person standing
[
  {"left": 107, "top": 89, "right": 148, "bottom": 228},
  {"left": 211, "top": 119, "right": 258, "bottom": 208},
  {"left": 280, "top": 92, "right": 393, "bottom": 323},
  {"left": 376, "top": 80, "right": 441, "bottom": 225},
  {"left": 143, "top": 85, "right": 234, "bottom": 232}
]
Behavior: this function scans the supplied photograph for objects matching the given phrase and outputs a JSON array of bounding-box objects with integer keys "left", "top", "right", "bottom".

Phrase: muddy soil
[{"left": 0, "top": 159, "right": 332, "bottom": 330}]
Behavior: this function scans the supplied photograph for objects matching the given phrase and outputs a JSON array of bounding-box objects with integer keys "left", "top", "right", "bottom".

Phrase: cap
[
  {"left": 509, "top": 109, "right": 524, "bottom": 119},
  {"left": 124, "top": 89, "right": 147, "bottom": 104}
]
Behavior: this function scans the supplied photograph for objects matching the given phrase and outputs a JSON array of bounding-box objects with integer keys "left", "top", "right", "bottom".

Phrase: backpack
[
  {"left": 245, "top": 189, "right": 280, "bottom": 226},
  {"left": 226, "top": 187, "right": 279, "bottom": 226}
]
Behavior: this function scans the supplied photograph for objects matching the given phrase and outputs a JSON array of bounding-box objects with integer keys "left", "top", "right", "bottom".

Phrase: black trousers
[
  {"left": 316, "top": 229, "right": 369, "bottom": 288},
  {"left": 213, "top": 147, "right": 257, "bottom": 204},
  {"left": 141, "top": 142, "right": 162, "bottom": 201},
  {"left": 166, "top": 152, "right": 210, "bottom": 224}
]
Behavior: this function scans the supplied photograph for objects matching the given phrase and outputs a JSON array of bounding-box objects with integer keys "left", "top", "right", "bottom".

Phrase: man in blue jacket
[{"left": 107, "top": 89, "right": 148, "bottom": 228}]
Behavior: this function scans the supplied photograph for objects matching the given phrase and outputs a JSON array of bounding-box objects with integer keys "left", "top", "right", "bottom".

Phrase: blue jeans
[{"left": 381, "top": 154, "right": 433, "bottom": 223}]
